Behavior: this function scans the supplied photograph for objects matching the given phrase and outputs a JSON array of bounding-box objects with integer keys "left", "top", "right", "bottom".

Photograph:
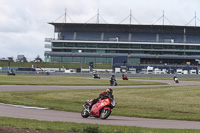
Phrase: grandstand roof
[{"left": 49, "top": 23, "right": 200, "bottom": 34}]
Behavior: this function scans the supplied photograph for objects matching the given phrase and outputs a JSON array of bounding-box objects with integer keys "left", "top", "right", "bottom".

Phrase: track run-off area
[{"left": 1, "top": 79, "right": 200, "bottom": 129}]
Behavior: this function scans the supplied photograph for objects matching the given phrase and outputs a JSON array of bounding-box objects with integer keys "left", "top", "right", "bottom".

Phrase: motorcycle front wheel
[
  {"left": 100, "top": 109, "right": 111, "bottom": 119},
  {"left": 81, "top": 108, "right": 89, "bottom": 118}
]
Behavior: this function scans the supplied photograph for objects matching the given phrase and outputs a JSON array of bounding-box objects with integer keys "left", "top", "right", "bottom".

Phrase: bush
[{"left": 82, "top": 126, "right": 99, "bottom": 133}]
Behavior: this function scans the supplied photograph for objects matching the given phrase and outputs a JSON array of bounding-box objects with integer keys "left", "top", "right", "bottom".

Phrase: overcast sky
[{"left": 0, "top": 0, "right": 200, "bottom": 61}]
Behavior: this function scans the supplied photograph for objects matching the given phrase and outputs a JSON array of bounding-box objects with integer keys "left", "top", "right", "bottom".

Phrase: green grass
[
  {"left": 128, "top": 77, "right": 200, "bottom": 81},
  {"left": 1, "top": 85, "right": 200, "bottom": 121},
  {"left": 0, "top": 117, "right": 199, "bottom": 133},
  {"left": 1, "top": 75, "right": 200, "bottom": 132},
  {"left": 0, "top": 75, "right": 166, "bottom": 86}
]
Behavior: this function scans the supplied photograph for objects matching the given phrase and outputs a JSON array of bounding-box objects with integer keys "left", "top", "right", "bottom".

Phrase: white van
[
  {"left": 190, "top": 69, "right": 196, "bottom": 74},
  {"left": 182, "top": 70, "right": 188, "bottom": 74},
  {"left": 140, "top": 69, "right": 147, "bottom": 74},
  {"left": 176, "top": 69, "right": 183, "bottom": 74},
  {"left": 147, "top": 66, "right": 154, "bottom": 74},
  {"left": 128, "top": 68, "right": 136, "bottom": 74},
  {"left": 154, "top": 68, "right": 161, "bottom": 74}
]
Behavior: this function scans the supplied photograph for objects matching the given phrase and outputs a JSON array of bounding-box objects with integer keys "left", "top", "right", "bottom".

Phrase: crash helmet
[{"left": 106, "top": 88, "right": 113, "bottom": 95}]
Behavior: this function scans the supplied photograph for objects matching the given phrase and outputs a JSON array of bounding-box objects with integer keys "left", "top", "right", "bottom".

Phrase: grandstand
[{"left": 44, "top": 23, "right": 200, "bottom": 71}]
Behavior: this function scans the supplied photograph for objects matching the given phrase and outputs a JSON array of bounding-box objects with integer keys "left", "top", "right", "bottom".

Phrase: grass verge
[
  {"left": 0, "top": 75, "right": 166, "bottom": 86},
  {"left": 0, "top": 117, "right": 199, "bottom": 133},
  {"left": 1, "top": 85, "right": 200, "bottom": 121}
]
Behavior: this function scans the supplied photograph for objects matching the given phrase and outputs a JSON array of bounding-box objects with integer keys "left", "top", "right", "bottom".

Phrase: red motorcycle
[
  {"left": 81, "top": 97, "right": 116, "bottom": 119},
  {"left": 122, "top": 75, "right": 128, "bottom": 80},
  {"left": 122, "top": 74, "right": 128, "bottom": 80}
]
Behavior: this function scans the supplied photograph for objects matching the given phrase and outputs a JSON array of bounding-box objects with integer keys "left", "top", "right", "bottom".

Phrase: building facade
[{"left": 45, "top": 23, "right": 200, "bottom": 66}]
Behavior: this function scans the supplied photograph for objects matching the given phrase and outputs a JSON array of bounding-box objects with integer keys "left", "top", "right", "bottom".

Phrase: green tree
[
  {"left": 34, "top": 55, "right": 43, "bottom": 62},
  {"left": 8, "top": 57, "right": 14, "bottom": 62}
]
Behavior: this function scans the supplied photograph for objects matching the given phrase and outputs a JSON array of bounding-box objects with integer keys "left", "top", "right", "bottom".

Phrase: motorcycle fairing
[
  {"left": 103, "top": 106, "right": 111, "bottom": 111},
  {"left": 90, "top": 98, "right": 111, "bottom": 116},
  {"left": 86, "top": 99, "right": 93, "bottom": 105}
]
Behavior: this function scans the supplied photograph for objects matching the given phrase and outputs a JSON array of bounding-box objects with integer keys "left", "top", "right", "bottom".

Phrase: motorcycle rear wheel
[
  {"left": 100, "top": 109, "right": 111, "bottom": 119},
  {"left": 81, "top": 109, "right": 89, "bottom": 118}
]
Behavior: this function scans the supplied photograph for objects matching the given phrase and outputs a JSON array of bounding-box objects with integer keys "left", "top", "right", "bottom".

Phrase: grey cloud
[{"left": 0, "top": 0, "right": 200, "bottom": 60}]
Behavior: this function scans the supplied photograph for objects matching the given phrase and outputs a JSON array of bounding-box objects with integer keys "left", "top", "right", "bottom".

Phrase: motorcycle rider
[
  {"left": 173, "top": 75, "right": 179, "bottom": 83},
  {"left": 122, "top": 74, "right": 128, "bottom": 80},
  {"left": 122, "top": 74, "right": 125, "bottom": 79},
  {"left": 88, "top": 88, "right": 114, "bottom": 112},
  {"left": 110, "top": 74, "right": 116, "bottom": 85},
  {"left": 173, "top": 75, "right": 177, "bottom": 81}
]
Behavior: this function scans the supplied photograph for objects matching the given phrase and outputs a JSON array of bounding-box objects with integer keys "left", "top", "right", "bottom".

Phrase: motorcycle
[
  {"left": 110, "top": 79, "right": 117, "bottom": 86},
  {"left": 93, "top": 74, "right": 100, "bottom": 79},
  {"left": 81, "top": 96, "right": 116, "bottom": 119},
  {"left": 122, "top": 75, "right": 128, "bottom": 80},
  {"left": 7, "top": 70, "right": 15, "bottom": 76},
  {"left": 174, "top": 77, "right": 179, "bottom": 83}
]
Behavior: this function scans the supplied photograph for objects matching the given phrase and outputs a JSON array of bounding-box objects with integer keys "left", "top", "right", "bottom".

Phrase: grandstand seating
[
  {"left": 186, "top": 35, "right": 200, "bottom": 43},
  {"left": 60, "top": 31, "right": 197, "bottom": 43}
]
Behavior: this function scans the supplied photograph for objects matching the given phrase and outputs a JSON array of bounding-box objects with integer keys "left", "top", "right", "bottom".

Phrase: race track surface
[{"left": 1, "top": 79, "right": 200, "bottom": 129}]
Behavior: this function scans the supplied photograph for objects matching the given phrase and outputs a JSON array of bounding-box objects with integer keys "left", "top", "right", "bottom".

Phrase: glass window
[
  {"left": 52, "top": 43, "right": 63, "bottom": 47},
  {"left": 64, "top": 49, "right": 72, "bottom": 52},
  {"left": 119, "top": 44, "right": 129, "bottom": 48},
  {"left": 185, "top": 46, "right": 196, "bottom": 50},
  {"left": 130, "top": 51, "right": 144, "bottom": 54},
  {"left": 152, "top": 45, "right": 163, "bottom": 49},
  {"left": 52, "top": 49, "right": 64, "bottom": 52},
  {"left": 196, "top": 46, "right": 200, "bottom": 50},
  {"left": 141, "top": 44, "right": 151, "bottom": 49},
  {"left": 75, "top": 43, "right": 85, "bottom": 47},
  {"left": 128, "top": 58, "right": 140, "bottom": 64},
  {"left": 83, "top": 50, "right": 96, "bottom": 53},
  {"left": 119, "top": 50, "right": 128, "bottom": 53},
  {"left": 86, "top": 43, "right": 96, "bottom": 48},
  {"left": 106, "top": 50, "right": 116, "bottom": 53},
  {"left": 85, "top": 57, "right": 95, "bottom": 63},
  {"left": 185, "top": 52, "right": 194, "bottom": 55},
  {"left": 130, "top": 44, "right": 141, "bottom": 49},
  {"left": 96, "top": 50, "right": 105, "bottom": 53},
  {"left": 97, "top": 44, "right": 108, "bottom": 48},
  {"left": 62, "top": 57, "right": 72, "bottom": 62},
  {"left": 51, "top": 57, "right": 62, "bottom": 62},
  {"left": 108, "top": 44, "right": 118, "bottom": 48},
  {"left": 163, "top": 39, "right": 174, "bottom": 43},
  {"left": 72, "top": 57, "right": 81, "bottom": 62},
  {"left": 71, "top": 50, "right": 78, "bottom": 52},
  {"left": 174, "top": 52, "right": 184, "bottom": 55},
  {"left": 64, "top": 43, "right": 74, "bottom": 47},
  {"left": 163, "top": 45, "right": 175, "bottom": 49},
  {"left": 163, "top": 51, "right": 173, "bottom": 55},
  {"left": 176, "top": 45, "right": 184, "bottom": 50}
]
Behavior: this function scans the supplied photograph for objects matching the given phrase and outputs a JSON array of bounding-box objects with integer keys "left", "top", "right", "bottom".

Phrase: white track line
[{"left": 0, "top": 103, "right": 47, "bottom": 110}]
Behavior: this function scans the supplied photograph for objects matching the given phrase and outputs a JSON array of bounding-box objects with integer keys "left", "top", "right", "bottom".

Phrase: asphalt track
[{"left": 1, "top": 79, "right": 200, "bottom": 129}]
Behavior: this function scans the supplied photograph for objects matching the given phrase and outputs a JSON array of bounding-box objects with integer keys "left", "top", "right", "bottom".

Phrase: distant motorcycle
[
  {"left": 93, "top": 74, "right": 100, "bottom": 79},
  {"left": 81, "top": 96, "right": 116, "bottom": 119},
  {"left": 173, "top": 76, "right": 179, "bottom": 83},
  {"left": 7, "top": 70, "right": 15, "bottom": 76},
  {"left": 110, "top": 79, "right": 117, "bottom": 86},
  {"left": 122, "top": 75, "right": 128, "bottom": 80},
  {"left": 174, "top": 77, "right": 179, "bottom": 83}
]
